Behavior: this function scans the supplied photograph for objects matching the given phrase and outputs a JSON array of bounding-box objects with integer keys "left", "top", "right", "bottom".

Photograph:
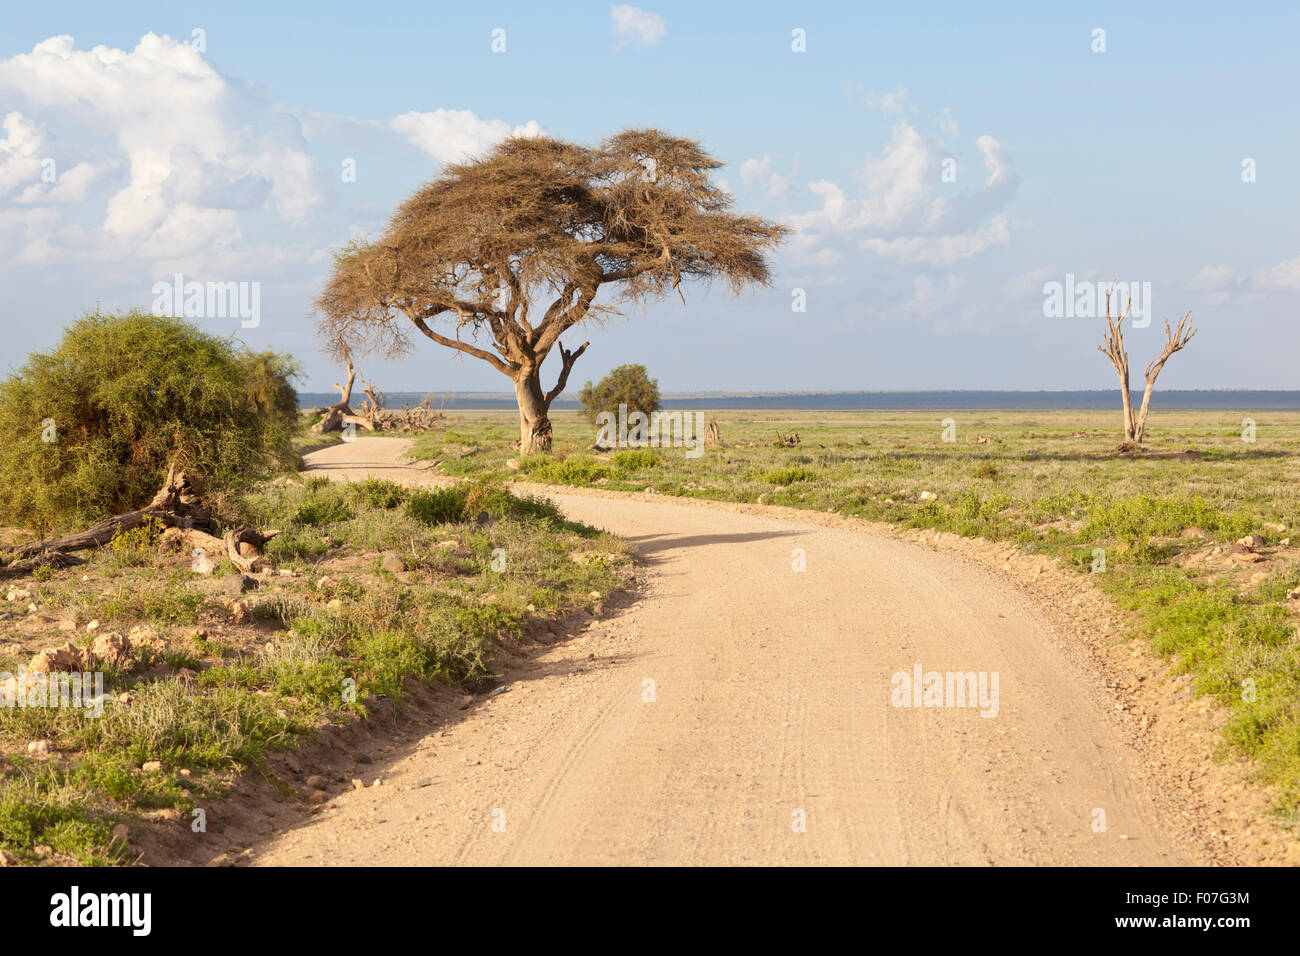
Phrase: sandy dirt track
[{"left": 254, "top": 437, "right": 1198, "bottom": 865}]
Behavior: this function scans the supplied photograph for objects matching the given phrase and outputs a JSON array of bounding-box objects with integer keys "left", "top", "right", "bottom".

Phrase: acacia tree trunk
[{"left": 515, "top": 367, "right": 554, "bottom": 454}]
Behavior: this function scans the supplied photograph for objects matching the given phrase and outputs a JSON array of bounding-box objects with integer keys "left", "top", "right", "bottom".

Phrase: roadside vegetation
[
  {"left": 411, "top": 408, "right": 1300, "bottom": 818},
  {"left": 0, "top": 310, "right": 300, "bottom": 536},
  {"left": 0, "top": 464, "right": 628, "bottom": 865}
]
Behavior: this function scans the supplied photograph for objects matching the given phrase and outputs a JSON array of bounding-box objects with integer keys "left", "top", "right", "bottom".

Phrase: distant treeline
[{"left": 298, "top": 390, "right": 1300, "bottom": 411}]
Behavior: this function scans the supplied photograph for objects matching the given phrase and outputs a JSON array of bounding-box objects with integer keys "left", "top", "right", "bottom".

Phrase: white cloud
[
  {"left": 1004, "top": 264, "right": 1059, "bottom": 299},
  {"left": 0, "top": 32, "right": 333, "bottom": 269},
  {"left": 844, "top": 82, "right": 914, "bottom": 117},
  {"left": 611, "top": 5, "right": 666, "bottom": 49},
  {"left": 390, "top": 110, "right": 543, "bottom": 164},
  {"left": 0, "top": 112, "right": 47, "bottom": 196},
  {"left": 861, "top": 215, "right": 1011, "bottom": 266},
  {"left": 938, "top": 107, "right": 959, "bottom": 138},
  {"left": 787, "top": 115, "right": 1018, "bottom": 268},
  {"left": 16, "top": 160, "right": 117, "bottom": 204},
  {"left": 1253, "top": 253, "right": 1300, "bottom": 291},
  {"left": 1189, "top": 263, "right": 1236, "bottom": 291},
  {"left": 1188, "top": 256, "right": 1300, "bottom": 293},
  {"left": 739, "top": 155, "right": 795, "bottom": 199}
]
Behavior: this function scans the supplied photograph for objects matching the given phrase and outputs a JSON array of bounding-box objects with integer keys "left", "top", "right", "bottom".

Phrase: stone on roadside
[
  {"left": 91, "top": 631, "right": 133, "bottom": 669},
  {"left": 29, "top": 643, "right": 86, "bottom": 675},
  {"left": 219, "top": 573, "right": 257, "bottom": 596}
]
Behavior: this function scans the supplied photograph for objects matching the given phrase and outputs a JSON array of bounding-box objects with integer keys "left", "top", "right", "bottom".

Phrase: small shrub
[
  {"left": 578, "top": 364, "right": 660, "bottom": 426},
  {"left": 761, "top": 466, "right": 818, "bottom": 485},
  {"left": 407, "top": 487, "right": 468, "bottom": 525},
  {"left": 349, "top": 478, "right": 407, "bottom": 510},
  {"left": 613, "top": 448, "right": 661, "bottom": 472},
  {"left": 527, "top": 457, "right": 615, "bottom": 485}
]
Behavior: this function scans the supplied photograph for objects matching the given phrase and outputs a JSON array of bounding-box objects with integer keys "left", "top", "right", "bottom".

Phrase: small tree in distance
[
  {"left": 1098, "top": 286, "right": 1197, "bottom": 449},
  {"left": 579, "top": 363, "right": 661, "bottom": 425},
  {"left": 314, "top": 129, "right": 787, "bottom": 453}
]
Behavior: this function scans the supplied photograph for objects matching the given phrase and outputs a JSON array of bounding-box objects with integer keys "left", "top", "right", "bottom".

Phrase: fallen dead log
[
  {"left": 5, "top": 550, "right": 87, "bottom": 574},
  {"left": 161, "top": 525, "right": 280, "bottom": 574},
  {"left": 9, "top": 464, "right": 211, "bottom": 559},
  {"left": 311, "top": 405, "right": 373, "bottom": 434},
  {"left": 6, "top": 464, "right": 277, "bottom": 573}
]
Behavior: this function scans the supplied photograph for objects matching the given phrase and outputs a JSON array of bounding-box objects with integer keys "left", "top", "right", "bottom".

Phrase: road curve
[{"left": 255, "top": 437, "right": 1192, "bottom": 865}]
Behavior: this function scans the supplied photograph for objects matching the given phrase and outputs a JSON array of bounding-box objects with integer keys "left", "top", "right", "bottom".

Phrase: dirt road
[{"left": 256, "top": 437, "right": 1196, "bottom": 865}]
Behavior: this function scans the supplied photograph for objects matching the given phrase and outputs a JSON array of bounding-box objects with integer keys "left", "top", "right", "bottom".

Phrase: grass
[
  {"left": 0, "top": 470, "right": 628, "bottom": 864},
  {"left": 411, "top": 407, "right": 1300, "bottom": 818}
]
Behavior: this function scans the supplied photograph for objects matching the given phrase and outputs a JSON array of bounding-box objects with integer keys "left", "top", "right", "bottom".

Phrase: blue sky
[{"left": 2, "top": 1, "right": 1296, "bottom": 392}]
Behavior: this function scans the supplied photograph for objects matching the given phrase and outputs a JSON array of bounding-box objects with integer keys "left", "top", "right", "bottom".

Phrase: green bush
[
  {"left": 613, "top": 448, "right": 661, "bottom": 472},
  {"left": 1081, "top": 494, "right": 1253, "bottom": 547},
  {"left": 0, "top": 309, "right": 300, "bottom": 534},
  {"left": 407, "top": 487, "right": 468, "bottom": 525},
  {"left": 761, "top": 466, "right": 818, "bottom": 485},
  {"left": 291, "top": 482, "right": 354, "bottom": 526},
  {"left": 525, "top": 456, "right": 615, "bottom": 485},
  {"left": 461, "top": 477, "right": 559, "bottom": 522},
  {"left": 349, "top": 478, "right": 408, "bottom": 510},
  {"left": 578, "top": 363, "right": 660, "bottom": 426}
]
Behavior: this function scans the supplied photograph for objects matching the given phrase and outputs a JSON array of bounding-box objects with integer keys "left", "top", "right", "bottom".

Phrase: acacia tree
[
  {"left": 1098, "top": 287, "right": 1197, "bottom": 448},
  {"left": 314, "top": 129, "right": 787, "bottom": 452}
]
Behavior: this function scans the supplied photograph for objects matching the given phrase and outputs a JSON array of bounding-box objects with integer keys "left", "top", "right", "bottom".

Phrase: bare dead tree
[
  {"left": 1098, "top": 287, "right": 1197, "bottom": 448},
  {"left": 314, "top": 336, "right": 362, "bottom": 433},
  {"left": 314, "top": 129, "right": 788, "bottom": 453},
  {"left": 332, "top": 338, "right": 357, "bottom": 409},
  {"left": 358, "top": 376, "right": 385, "bottom": 431}
]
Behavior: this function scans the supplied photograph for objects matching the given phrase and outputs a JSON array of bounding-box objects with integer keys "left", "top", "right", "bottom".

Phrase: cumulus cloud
[
  {"left": 787, "top": 115, "right": 1018, "bottom": 267},
  {"left": 1189, "top": 263, "right": 1237, "bottom": 291},
  {"left": 1189, "top": 256, "right": 1300, "bottom": 293},
  {"left": 0, "top": 31, "right": 336, "bottom": 272},
  {"left": 938, "top": 107, "right": 959, "bottom": 138},
  {"left": 861, "top": 215, "right": 1011, "bottom": 266},
  {"left": 739, "top": 154, "right": 795, "bottom": 199},
  {"left": 611, "top": 5, "right": 666, "bottom": 49},
  {"left": 0, "top": 33, "right": 541, "bottom": 284},
  {"left": 1252, "top": 253, "right": 1300, "bottom": 291},
  {"left": 0, "top": 112, "right": 47, "bottom": 196},
  {"left": 843, "top": 82, "right": 914, "bottom": 117},
  {"left": 389, "top": 110, "right": 543, "bottom": 164}
]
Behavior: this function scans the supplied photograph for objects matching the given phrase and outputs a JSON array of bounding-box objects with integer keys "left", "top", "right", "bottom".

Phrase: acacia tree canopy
[{"left": 314, "top": 128, "right": 788, "bottom": 452}]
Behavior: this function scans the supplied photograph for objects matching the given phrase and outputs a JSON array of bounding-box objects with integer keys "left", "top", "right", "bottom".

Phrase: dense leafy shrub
[
  {"left": 578, "top": 363, "right": 660, "bottom": 425},
  {"left": 0, "top": 310, "right": 300, "bottom": 533}
]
